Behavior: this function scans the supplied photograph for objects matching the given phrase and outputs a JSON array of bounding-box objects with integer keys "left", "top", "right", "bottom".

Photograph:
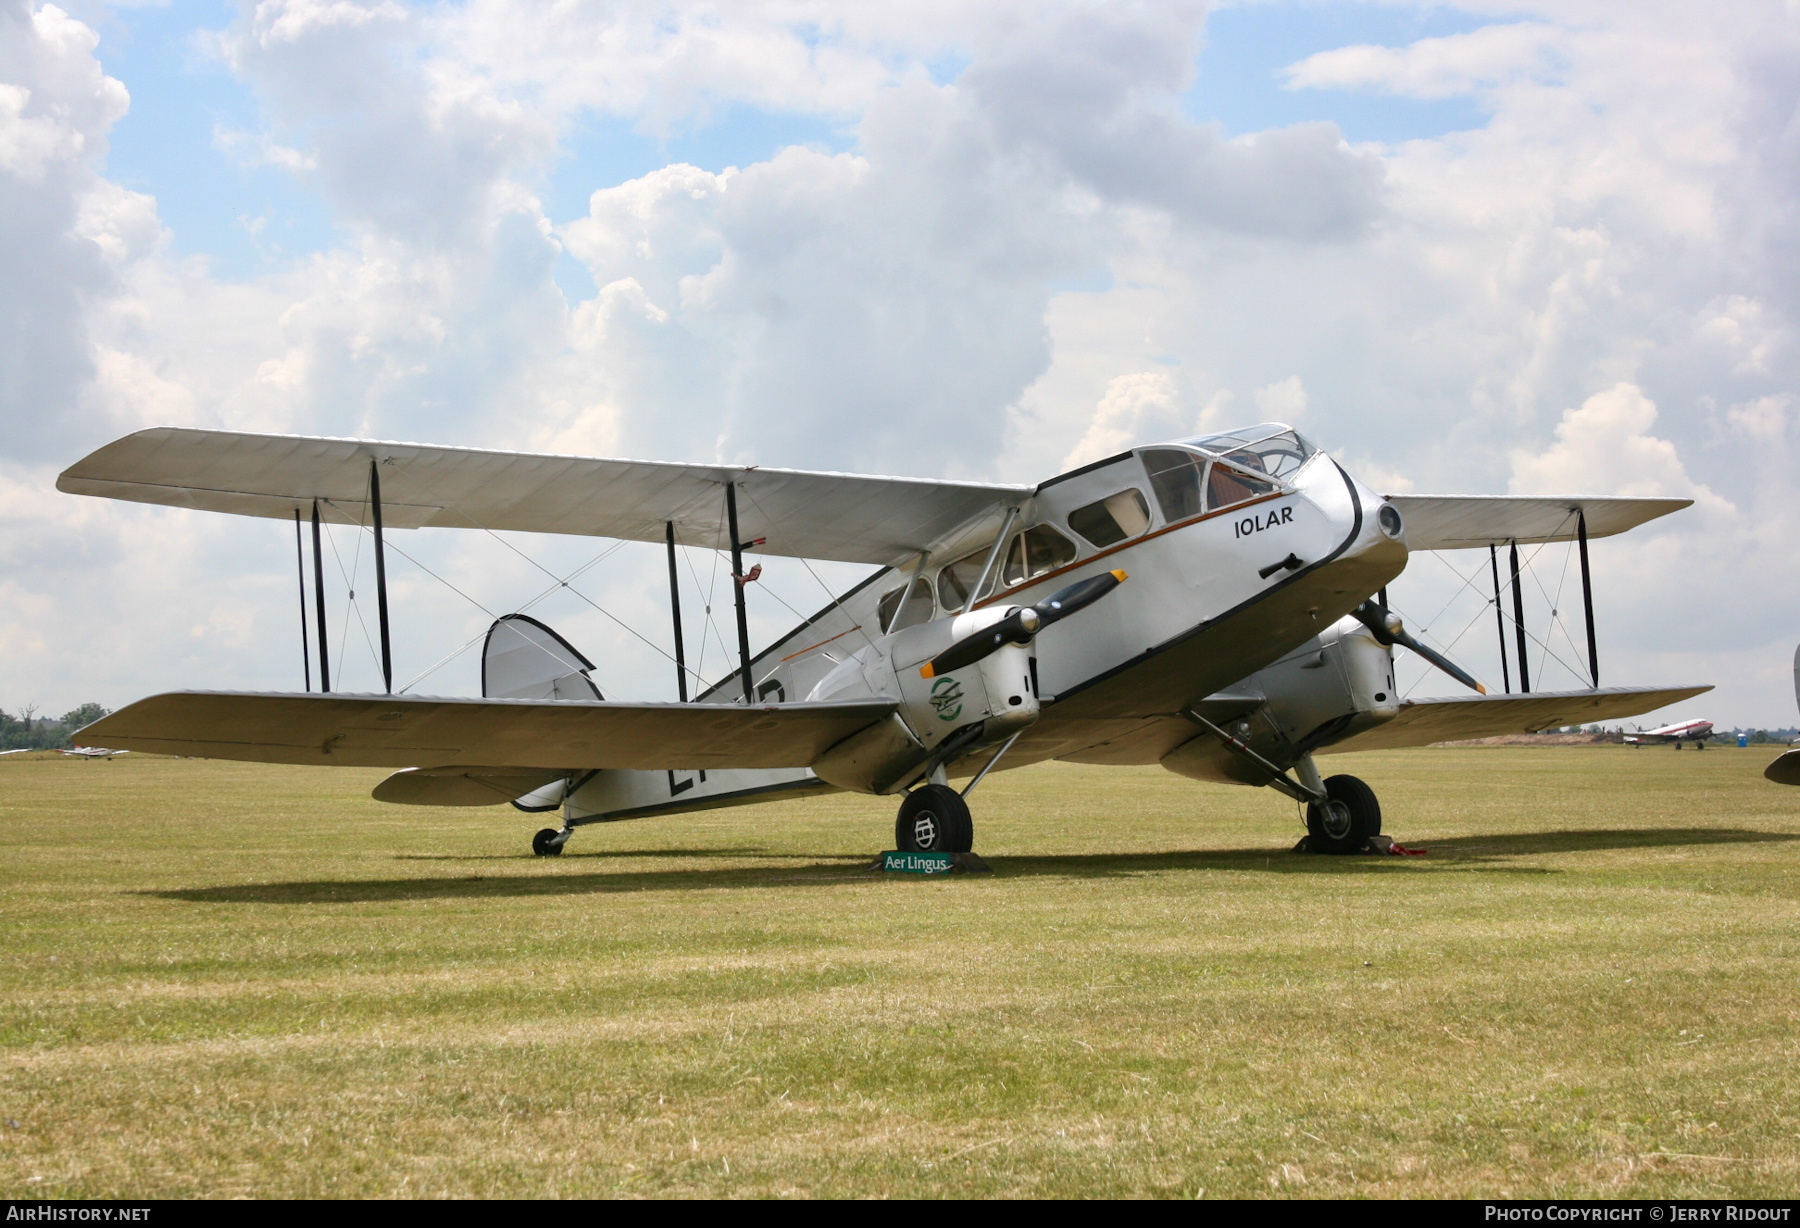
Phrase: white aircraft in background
[
  {"left": 60, "top": 747, "right": 126, "bottom": 758},
  {"left": 1623, "top": 719, "right": 1716, "bottom": 749},
  {"left": 60, "top": 424, "right": 1708, "bottom": 857}
]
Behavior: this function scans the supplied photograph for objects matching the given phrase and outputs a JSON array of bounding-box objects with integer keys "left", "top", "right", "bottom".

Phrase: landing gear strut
[
  {"left": 895, "top": 784, "right": 973, "bottom": 853},
  {"left": 1305, "top": 774, "right": 1382, "bottom": 855},
  {"left": 532, "top": 826, "right": 572, "bottom": 857}
]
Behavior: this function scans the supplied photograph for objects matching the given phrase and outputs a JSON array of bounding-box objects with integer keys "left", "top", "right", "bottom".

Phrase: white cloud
[
  {"left": 1509, "top": 382, "right": 1731, "bottom": 513},
  {"left": 1284, "top": 23, "right": 1561, "bottom": 100},
  {"left": 1062, "top": 371, "right": 1181, "bottom": 470},
  {"left": 1252, "top": 375, "right": 1307, "bottom": 423}
]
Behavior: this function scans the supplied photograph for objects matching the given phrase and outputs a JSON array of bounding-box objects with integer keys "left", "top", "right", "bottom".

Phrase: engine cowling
[
  {"left": 806, "top": 606, "right": 1041, "bottom": 794},
  {"left": 1161, "top": 614, "right": 1399, "bottom": 786}
]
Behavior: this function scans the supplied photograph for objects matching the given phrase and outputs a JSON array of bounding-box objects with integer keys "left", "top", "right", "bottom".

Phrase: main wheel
[
  {"left": 895, "top": 784, "right": 974, "bottom": 853},
  {"left": 1305, "top": 774, "right": 1381, "bottom": 854},
  {"left": 532, "top": 828, "right": 565, "bottom": 857}
]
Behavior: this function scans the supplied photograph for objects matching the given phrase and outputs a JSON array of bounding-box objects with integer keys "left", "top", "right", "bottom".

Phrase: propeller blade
[
  {"left": 1350, "top": 601, "right": 1487, "bottom": 695},
  {"left": 921, "top": 569, "right": 1127, "bottom": 679},
  {"left": 1035, "top": 569, "right": 1127, "bottom": 628},
  {"left": 1400, "top": 635, "right": 1487, "bottom": 695},
  {"left": 920, "top": 609, "right": 1035, "bottom": 679}
]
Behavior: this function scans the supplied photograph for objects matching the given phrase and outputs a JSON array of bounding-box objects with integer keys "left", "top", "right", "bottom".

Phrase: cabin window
[
  {"left": 1141, "top": 449, "right": 1205, "bottom": 523},
  {"left": 1000, "top": 524, "right": 1079, "bottom": 587},
  {"left": 935, "top": 552, "right": 1000, "bottom": 613},
  {"left": 1067, "top": 488, "right": 1152, "bottom": 548},
  {"left": 878, "top": 576, "right": 935, "bottom": 632}
]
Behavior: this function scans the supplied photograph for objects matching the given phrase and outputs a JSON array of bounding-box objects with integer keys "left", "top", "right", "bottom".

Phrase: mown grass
[{"left": 2, "top": 745, "right": 1797, "bottom": 1198}]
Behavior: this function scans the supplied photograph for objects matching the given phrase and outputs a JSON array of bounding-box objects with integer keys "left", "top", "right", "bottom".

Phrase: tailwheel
[
  {"left": 1305, "top": 774, "right": 1382, "bottom": 855},
  {"left": 532, "top": 827, "right": 566, "bottom": 857},
  {"left": 895, "top": 784, "right": 973, "bottom": 853}
]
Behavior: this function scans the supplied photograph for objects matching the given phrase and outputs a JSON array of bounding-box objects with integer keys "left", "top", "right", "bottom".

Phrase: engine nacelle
[
  {"left": 806, "top": 606, "right": 1041, "bottom": 794},
  {"left": 1162, "top": 614, "right": 1399, "bottom": 786}
]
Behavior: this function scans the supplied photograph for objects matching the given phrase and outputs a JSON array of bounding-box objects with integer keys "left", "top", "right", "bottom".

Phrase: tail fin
[{"left": 481, "top": 614, "right": 601, "bottom": 701}]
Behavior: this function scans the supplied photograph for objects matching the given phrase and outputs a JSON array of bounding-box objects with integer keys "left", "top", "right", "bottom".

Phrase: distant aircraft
[
  {"left": 63, "top": 424, "right": 1709, "bottom": 857},
  {"left": 60, "top": 747, "right": 126, "bottom": 759},
  {"left": 1623, "top": 719, "right": 1715, "bottom": 749},
  {"left": 1765, "top": 645, "right": 1800, "bottom": 785}
]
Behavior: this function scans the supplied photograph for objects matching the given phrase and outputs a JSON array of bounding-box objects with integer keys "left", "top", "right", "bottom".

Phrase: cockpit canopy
[
  {"left": 1137, "top": 424, "right": 1316, "bottom": 527},
  {"left": 1180, "top": 423, "right": 1315, "bottom": 481},
  {"left": 876, "top": 423, "right": 1320, "bottom": 631}
]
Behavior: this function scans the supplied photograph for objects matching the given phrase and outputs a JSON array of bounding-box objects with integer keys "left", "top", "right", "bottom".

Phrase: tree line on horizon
[{"left": 1, "top": 705, "right": 112, "bottom": 751}]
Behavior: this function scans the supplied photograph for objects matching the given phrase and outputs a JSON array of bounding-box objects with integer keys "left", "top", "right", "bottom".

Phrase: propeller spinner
[
  {"left": 920, "top": 570, "right": 1128, "bottom": 680},
  {"left": 1350, "top": 601, "right": 1486, "bottom": 694}
]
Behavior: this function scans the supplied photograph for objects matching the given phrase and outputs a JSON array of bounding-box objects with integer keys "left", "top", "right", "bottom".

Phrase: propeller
[
  {"left": 920, "top": 570, "right": 1127, "bottom": 679},
  {"left": 1350, "top": 601, "right": 1487, "bottom": 694}
]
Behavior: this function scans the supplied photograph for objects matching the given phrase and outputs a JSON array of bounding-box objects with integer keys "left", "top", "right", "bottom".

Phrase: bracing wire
[
  {"left": 371, "top": 460, "right": 738, "bottom": 697},
  {"left": 319, "top": 504, "right": 381, "bottom": 691},
  {"left": 739, "top": 483, "right": 882, "bottom": 658},
  {"left": 1393, "top": 518, "right": 1595, "bottom": 697},
  {"left": 390, "top": 535, "right": 634, "bottom": 694}
]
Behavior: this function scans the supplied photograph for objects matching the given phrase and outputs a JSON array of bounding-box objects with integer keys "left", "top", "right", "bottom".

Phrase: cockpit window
[
  {"left": 1182, "top": 424, "right": 1315, "bottom": 482},
  {"left": 1000, "top": 524, "right": 1079, "bottom": 587},
  {"left": 937, "top": 550, "right": 999, "bottom": 612},
  {"left": 1206, "top": 457, "right": 1277, "bottom": 510},
  {"left": 878, "top": 576, "right": 935, "bottom": 633},
  {"left": 1068, "top": 488, "right": 1152, "bottom": 548},
  {"left": 1141, "top": 449, "right": 1205, "bottom": 523}
]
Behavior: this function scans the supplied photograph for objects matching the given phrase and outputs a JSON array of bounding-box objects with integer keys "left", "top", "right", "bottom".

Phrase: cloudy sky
[{"left": 3, "top": 0, "right": 1797, "bottom": 729}]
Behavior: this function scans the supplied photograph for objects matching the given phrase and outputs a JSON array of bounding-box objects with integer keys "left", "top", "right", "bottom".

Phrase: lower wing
[
  {"left": 1318, "top": 685, "right": 1712, "bottom": 754},
  {"left": 78, "top": 691, "right": 896, "bottom": 770}
]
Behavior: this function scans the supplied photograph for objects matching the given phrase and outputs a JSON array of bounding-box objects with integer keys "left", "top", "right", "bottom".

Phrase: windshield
[{"left": 1180, "top": 424, "right": 1315, "bottom": 482}]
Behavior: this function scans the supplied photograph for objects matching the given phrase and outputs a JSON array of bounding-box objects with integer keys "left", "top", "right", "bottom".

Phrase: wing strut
[
  {"left": 726, "top": 482, "right": 754, "bottom": 705},
  {"left": 293, "top": 510, "right": 311, "bottom": 692},
  {"left": 1509, "top": 541, "right": 1530, "bottom": 693},
  {"left": 311, "top": 500, "right": 330, "bottom": 692},
  {"left": 1489, "top": 545, "right": 1511, "bottom": 694},
  {"left": 370, "top": 459, "right": 394, "bottom": 693},
  {"left": 1578, "top": 510, "right": 1599, "bottom": 687},
  {"left": 665, "top": 520, "right": 688, "bottom": 703}
]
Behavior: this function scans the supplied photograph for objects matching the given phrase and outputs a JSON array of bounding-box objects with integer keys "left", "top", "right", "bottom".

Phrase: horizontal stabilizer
[
  {"left": 1386, "top": 495, "right": 1690, "bottom": 550},
  {"left": 1319, "top": 685, "right": 1713, "bottom": 754},
  {"left": 372, "top": 765, "right": 569, "bottom": 807},
  {"left": 57, "top": 428, "right": 1030, "bottom": 566},
  {"left": 77, "top": 691, "right": 897, "bottom": 770}
]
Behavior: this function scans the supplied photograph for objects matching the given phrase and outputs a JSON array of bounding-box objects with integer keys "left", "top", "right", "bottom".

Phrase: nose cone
[{"left": 1295, "top": 457, "right": 1408, "bottom": 589}]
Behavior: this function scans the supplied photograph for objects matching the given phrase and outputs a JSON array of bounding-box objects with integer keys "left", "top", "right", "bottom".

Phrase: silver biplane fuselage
[{"left": 562, "top": 426, "right": 1406, "bottom": 825}]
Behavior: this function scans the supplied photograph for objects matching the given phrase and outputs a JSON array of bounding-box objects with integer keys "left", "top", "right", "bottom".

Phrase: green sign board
[{"left": 881, "top": 850, "right": 956, "bottom": 875}]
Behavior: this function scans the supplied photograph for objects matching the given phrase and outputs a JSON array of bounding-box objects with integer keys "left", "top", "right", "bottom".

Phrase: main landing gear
[
  {"left": 532, "top": 825, "right": 572, "bottom": 857},
  {"left": 1304, "top": 774, "right": 1383, "bottom": 855},
  {"left": 894, "top": 783, "right": 974, "bottom": 853}
]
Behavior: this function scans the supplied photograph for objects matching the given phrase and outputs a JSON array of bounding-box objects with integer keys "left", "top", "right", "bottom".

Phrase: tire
[
  {"left": 1305, "top": 774, "right": 1381, "bottom": 854},
  {"left": 532, "top": 828, "right": 564, "bottom": 857},
  {"left": 895, "top": 784, "right": 974, "bottom": 853}
]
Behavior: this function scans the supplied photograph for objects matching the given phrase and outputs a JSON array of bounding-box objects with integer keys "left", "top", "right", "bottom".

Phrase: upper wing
[
  {"left": 77, "top": 691, "right": 897, "bottom": 769},
  {"left": 57, "top": 428, "right": 1031, "bottom": 566},
  {"left": 1318, "top": 684, "right": 1712, "bottom": 754},
  {"left": 1386, "top": 495, "right": 1691, "bottom": 551}
]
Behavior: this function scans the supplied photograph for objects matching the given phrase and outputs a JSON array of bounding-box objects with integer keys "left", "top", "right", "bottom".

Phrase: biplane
[{"left": 60, "top": 423, "right": 1709, "bottom": 856}]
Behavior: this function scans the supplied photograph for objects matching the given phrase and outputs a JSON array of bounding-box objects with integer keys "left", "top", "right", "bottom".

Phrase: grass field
[{"left": 2, "top": 745, "right": 1798, "bottom": 1198}]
